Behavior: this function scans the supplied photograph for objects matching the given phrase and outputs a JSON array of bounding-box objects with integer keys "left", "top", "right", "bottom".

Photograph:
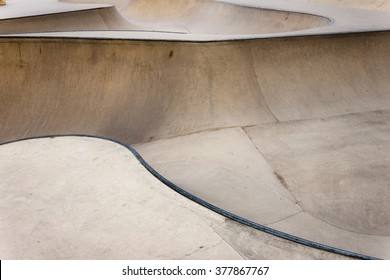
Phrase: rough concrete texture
[
  {"left": 245, "top": 110, "right": 390, "bottom": 236},
  {"left": 134, "top": 112, "right": 390, "bottom": 259},
  {"left": 134, "top": 127, "right": 302, "bottom": 225},
  {"left": 0, "top": 137, "right": 351, "bottom": 260},
  {"left": 0, "top": 0, "right": 390, "bottom": 260}
]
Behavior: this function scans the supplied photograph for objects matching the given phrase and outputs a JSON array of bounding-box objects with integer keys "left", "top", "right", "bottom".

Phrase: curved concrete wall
[
  {"left": 55, "top": 0, "right": 330, "bottom": 35},
  {"left": 0, "top": 7, "right": 141, "bottom": 34},
  {"left": 1, "top": 32, "right": 389, "bottom": 144},
  {"left": 121, "top": 0, "right": 330, "bottom": 34}
]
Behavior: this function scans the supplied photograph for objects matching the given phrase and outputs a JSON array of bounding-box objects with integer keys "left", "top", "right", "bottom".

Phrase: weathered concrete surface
[
  {"left": 0, "top": 0, "right": 330, "bottom": 35},
  {"left": 0, "top": 137, "right": 351, "bottom": 260},
  {"left": 0, "top": 137, "right": 242, "bottom": 259},
  {"left": 2, "top": 0, "right": 390, "bottom": 40},
  {"left": 1, "top": 31, "right": 389, "bottom": 259},
  {"left": 1, "top": 32, "right": 389, "bottom": 144},
  {"left": 245, "top": 110, "right": 390, "bottom": 236},
  {"left": 134, "top": 127, "right": 302, "bottom": 225},
  {"left": 0, "top": 0, "right": 390, "bottom": 260},
  {"left": 0, "top": 7, "right": 142, "bottom": 35},
  {"left": 118, "top": 0, "right": 330, "bottom": 35},
  {"left": 134, "top": 111, "right": 390, "bottom": 259}
]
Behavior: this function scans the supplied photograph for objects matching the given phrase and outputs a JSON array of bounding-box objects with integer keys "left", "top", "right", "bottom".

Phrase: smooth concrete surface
[
  {"left": 118, "top": 0, "right": 330, "bottom": 35},
  {"left": 0, "top": 7, "right": 144, "bottom": 35},
  {"left": 0, "top": 0, "right": 390, "bottom": 41},
  {"left": 0, "top": 137, "right": 241, "bottom": 259},
  {"left": 0, "top": 137, "right": 351, "bottom": 260},
  {"left": 0, "top": 0, "right": 390, "bottom": 260},
  {"left": 134, "top": 112, "right": 390, "bottom": 259},
  {"left": 134, "top": 128, "right": 302, "bottom": 225},
  {"left": 1, "top": 33, "right": 389, "bottom": 144},
  {"left": 245, "top": 110, "right": 390, "bottom": 236},
  {"left": 0, "top": 0, "right": 330, "bottom": 35}
]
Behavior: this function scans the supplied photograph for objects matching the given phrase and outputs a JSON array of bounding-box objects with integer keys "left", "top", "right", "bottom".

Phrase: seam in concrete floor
[
  {"left": 136, "top": 121, "right": 389, "bottom": 236},
  {"left": 136, "top": 108, "right": 390, "bottom": 147},
  {"left": 244, "top": 108, "right": 390, "bottom": 130},
  {"left": 240, "top": 126, "right": 301, "bottom": 206},
  {"left": 209, "top": 223, "right": 247, "bottom": 260},
  {"left": 264, "top": 210, "right": 304, "bottom": 227},
  {"left": 241, "top": 125, "right": 388, "bottom": 237},
  {"left": 183, "top": 205, "right": 247, "bottom": 259},
  {"left": 249, "top": 45, "right": 280, "bottom": 123},
  {"left": 129, "top": 108, "right": 390, "bottom": 258},
  {"left": 145, "top": 159, "right": 298, "bottom": 204},
  {"left": 239, "top": 125, "right": 351, "bottom": 234},
  {"left": 177, "top": 240, "right": 224, "bottom": 260},
  {"left": 135, "top": 118, "right": 390, "bottom": 237}
]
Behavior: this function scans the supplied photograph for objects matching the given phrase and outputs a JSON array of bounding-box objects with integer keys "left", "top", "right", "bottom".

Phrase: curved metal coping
[{"left": 0, "top": 134, "right": 379, "bottom": 260}]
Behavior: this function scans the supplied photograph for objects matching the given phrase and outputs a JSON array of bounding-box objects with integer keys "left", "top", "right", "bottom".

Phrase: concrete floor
[
  {"left": 0, "top": 137, "right": 352, "bottom": 259},
  {"left": 0, "top": 0, "right": 389, "bottom": 259}
]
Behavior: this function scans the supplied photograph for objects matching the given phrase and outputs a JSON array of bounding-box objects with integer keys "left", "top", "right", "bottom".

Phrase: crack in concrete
[
  {"left": 178, "top": 241, "right": 222, "bottom": 260},
  {"left": 265, "top": 210, "right": 303, "bottom": 227},
  {"left": 134, "top": 109, "right": 390, "bottom": 147}
]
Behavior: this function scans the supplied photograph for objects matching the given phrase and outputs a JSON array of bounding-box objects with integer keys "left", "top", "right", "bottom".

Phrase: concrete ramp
[
  {"left": 0, "top": 136, "right": 353, "bottom": 259},
  {"left": 0, "top": 0, "right": 390, "bottom": 260}
]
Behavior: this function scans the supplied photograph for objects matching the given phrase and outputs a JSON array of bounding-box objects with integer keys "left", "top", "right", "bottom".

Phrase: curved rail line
[{"left": 0, "top": 134, "right": 379, "bottom": 260}]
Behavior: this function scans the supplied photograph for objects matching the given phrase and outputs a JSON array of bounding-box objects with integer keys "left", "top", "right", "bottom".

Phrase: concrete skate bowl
[
  {"left": 1, "top": 30, "right": 390, "bottom": 259},
  {"left": 0, "top": 0, "right": 331, "bottom": 35}
]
